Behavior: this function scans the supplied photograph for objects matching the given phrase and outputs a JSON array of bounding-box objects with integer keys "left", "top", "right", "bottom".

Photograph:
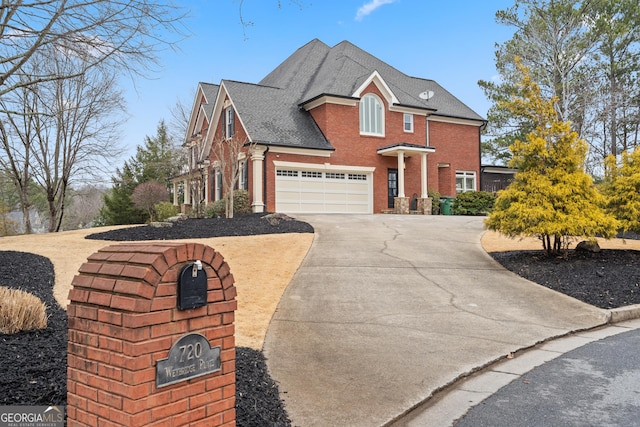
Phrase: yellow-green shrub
[{"left": 0, "top": 287, "right": 48, "bottom": 334}]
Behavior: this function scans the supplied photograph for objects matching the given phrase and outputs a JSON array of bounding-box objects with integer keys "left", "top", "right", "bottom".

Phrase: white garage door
[{"left": 275, "top": 168, "right": 372, "bottom": 214}]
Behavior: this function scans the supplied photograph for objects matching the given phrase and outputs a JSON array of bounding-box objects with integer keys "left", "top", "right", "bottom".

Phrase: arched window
[{"left": 359, "top": 94, "right": 384, "bottom": 136}]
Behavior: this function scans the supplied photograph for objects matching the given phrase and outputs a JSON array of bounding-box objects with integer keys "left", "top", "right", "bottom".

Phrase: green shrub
[
  {"left": 205, "top": 190, "right": 252, "bottom": 218},
  {"left": 154, "top": 202, "right": 179, "bottom": 221},
  {"left": 205, "top": 200, "right": 226, "bottom": 218},
  {"left": 233, "top": 190, "right": 251, "bottom": 214},
  {"left": 428, "top": 189, "right": 441, "bottom": 214},
  {"left": 452, "top": 191, "right": 496, "bottom": 215}
]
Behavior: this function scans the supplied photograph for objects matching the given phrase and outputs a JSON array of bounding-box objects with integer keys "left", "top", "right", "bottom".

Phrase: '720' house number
[{"left": 156, "top": 333, "right": 221, "bottom": 388}]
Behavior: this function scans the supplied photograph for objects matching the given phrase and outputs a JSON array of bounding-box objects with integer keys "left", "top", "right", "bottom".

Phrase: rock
[
  {"left": 262, "top": 213, "right": 293, "bottom": 226},
  {"left": 576, "top": 240, "right": 601, "bottom": 253},
  {"left": 166, "top": 213, "right": 187, "bottom": 223},
  {"left": 150, "top": 221, "right": 173, "bottom": 228}
]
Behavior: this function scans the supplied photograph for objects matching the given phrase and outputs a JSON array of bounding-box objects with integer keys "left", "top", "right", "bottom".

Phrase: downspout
[
  {"left": 263, "top": 146, "right": 270, "bottom": 213},
  {"left": 479, "top": 120, "right": 487, "bottom": 191}
]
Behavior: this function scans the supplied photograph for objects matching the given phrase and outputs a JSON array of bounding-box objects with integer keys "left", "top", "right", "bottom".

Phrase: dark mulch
[
  {"left": 85, "top": 213, "right": 314, "bottom": 241},
  {"left": 0, "top": 251, "right": 67, "bottom": 406},
  {"left": 491, "top": 249, "right": 640, "bottom": 309}
]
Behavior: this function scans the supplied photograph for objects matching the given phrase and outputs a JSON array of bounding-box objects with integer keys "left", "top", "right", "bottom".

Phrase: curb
[
  {"left": 388, "top": 307, "right": 640, "bottom": 427},
  {"left": 608, "top": 303, "right": 640, "bottom": 323}
]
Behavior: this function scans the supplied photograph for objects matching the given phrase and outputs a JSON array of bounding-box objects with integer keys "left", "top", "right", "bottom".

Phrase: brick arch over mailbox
[{"left": 67, "top": 242, "right": 237, "bottom": 427}]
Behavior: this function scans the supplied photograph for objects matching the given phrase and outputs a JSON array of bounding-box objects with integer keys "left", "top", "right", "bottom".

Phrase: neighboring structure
[
  {"left": 173, "top": 39, "right": 486, "bottom": 215},
  {"left": 480, "top": 165, "right": 517, "bottom": 193}
]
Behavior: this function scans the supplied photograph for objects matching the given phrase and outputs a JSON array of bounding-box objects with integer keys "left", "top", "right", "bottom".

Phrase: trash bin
[{"left": 440, "top": 196, "right": 454, "bottom": 215}]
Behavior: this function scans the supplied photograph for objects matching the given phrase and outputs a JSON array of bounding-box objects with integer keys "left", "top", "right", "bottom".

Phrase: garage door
[{"left": 275, "top": 168, "right": 372, "bottom": 213}]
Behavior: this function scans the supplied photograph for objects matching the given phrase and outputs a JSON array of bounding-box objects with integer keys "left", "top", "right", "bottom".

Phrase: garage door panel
[{"left": 276, "top": 168, "right": 372, "bottom": 214}]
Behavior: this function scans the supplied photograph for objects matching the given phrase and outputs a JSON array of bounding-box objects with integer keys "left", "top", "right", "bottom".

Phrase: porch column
[
  {"left": 172, "top": 181, "right": 178, "bottom": 205},
  {"left": 184, "top": 178, "right": 191, "bottom": 205},
  {"left": 250, "top": 146, "right": 267, "bottom": 213},
  {"left": 420, "top": 153, "right": 428, "bottom": 198},
  {"left": 397, "top": 150, "right": 405, "bottom": 198}
]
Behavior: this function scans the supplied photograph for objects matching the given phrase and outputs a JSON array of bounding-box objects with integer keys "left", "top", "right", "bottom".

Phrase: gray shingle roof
[
  {"left": 224, "top": 80, "right": 332, "bottom": 150},
  {"left": 199, "top": 82, "right": 219, "bottom": 122},
  {"left": 218, "top": 39, "right": 484, "bottom": 150}
]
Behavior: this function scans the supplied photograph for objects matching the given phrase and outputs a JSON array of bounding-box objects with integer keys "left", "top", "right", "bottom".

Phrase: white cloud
[{"left": 355, "top": 0, "right": 397, "bottom": 22}]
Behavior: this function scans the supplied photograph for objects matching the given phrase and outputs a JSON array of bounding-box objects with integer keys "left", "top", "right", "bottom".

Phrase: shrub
[
  {"left": 428, "top": 189, "right": 441, "bottom": 214},
  {"left": 132, "top": 181, "right": 169, "bottom": 222},
  {"left": 205, "top": 200, "right": 226, "bottom": 218},
  {"left": 0, "top": 287, "right": 48, "bottom": 334},
  {"left": 452, "top": 191, "right": 496, "bottom": 215},
  {"left": 233, "top": 190, "right": 251, "bottom": 215},
  {"left": 205, "top": 190, "right": 251, "bottom": 218},
  {"left": 155, "top": 201, "right": 179, "bottom": 221}
]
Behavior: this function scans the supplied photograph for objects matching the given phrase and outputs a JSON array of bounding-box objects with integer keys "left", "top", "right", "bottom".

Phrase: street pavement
[
  {"left": 455, "top": 320, "right": 640, "bottom": 427},
  {"left": 262, "top": 215, "right": 610, "bottom": 427}
]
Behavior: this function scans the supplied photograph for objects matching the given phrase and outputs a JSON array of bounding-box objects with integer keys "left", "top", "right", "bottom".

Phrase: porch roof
[{"left": 377, "top": 143, "right": 436, "bottom": 157}]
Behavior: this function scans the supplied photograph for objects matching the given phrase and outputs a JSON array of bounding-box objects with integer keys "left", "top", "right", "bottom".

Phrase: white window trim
[
  {"left": 359, "top": 93, "right": 385, "bottom": 137},
  {"left": 403, "top": 113, "right": 414, "bottom": 133},
  {"left": 456, "top": 171, "right": 477, "bottom": 193}
]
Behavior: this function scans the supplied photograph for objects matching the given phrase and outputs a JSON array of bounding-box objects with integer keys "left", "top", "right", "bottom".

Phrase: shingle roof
[
  {"left": 199, "top": 82, "right": 219, "bottom": 122},
  {"left": 224, "top": 80, "right": 332, "bottom": 149},
  {"left": 298, "top": 40, "right": 484, "bottom": 121},
  {"left": 217, "top": 39, "right": 484, "bottom": 150}
]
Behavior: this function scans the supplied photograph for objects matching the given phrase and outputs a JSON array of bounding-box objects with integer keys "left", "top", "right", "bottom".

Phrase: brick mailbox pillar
[{"left": 67, "top": 243, "right": 237, "bottom": 427}]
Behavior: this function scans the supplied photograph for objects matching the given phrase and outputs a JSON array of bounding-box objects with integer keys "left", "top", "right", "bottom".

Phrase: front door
[{"left": 388, "top": 168, "right": 398, "bottom": 208}]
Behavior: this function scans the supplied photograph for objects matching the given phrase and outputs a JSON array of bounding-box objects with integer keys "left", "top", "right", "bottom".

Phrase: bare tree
[
  {"left": 61, "top": 184, "right": 107, "bottom": 230},
  {"left": 0, "top": 0, "right": 185, "bottom": 103},
  {"left": 0, "top": 46, "right": 125, "bottom": 232},
  {"left": 211, "top": 134, "right": 254, "bottom": 218}
]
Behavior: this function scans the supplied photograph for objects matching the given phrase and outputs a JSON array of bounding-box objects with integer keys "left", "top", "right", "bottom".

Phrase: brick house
[{"left": 173, "top": 39, "right": 486, "bottom": 215}]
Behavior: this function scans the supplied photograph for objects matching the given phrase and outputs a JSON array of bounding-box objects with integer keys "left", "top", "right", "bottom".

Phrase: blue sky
[{"left": 118, "top": 0, "right": 515, "bottom": 170}]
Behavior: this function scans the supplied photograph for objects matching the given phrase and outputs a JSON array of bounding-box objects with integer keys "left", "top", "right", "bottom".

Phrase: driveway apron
[{"left": 262, "top": 215, "right": 608, "bottom": 426}]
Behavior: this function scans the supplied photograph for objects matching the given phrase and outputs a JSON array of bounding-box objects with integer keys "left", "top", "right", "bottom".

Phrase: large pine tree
[
  {"left": 485, "top": 61, "right": 618, "bottom": 256},
  {"left": 99, "top": 120, "right": 182, "bottom": 225}
]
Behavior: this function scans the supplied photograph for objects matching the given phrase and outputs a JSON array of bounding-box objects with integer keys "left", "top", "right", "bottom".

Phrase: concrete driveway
[{"left": 263, "top": 215, "right": 609, "bottom": 426}]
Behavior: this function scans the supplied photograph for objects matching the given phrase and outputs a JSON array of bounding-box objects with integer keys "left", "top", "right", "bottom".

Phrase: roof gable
[{"left": 352, "top": 70, "right": 399, "bottom": 106}]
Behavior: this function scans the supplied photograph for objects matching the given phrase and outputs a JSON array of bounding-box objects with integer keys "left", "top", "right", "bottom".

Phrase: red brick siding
[
  {"left": 67, "top": 243, "right": 237, "bottom": 427},
  {"left": 206, "top": 85, "right": 480, "bottom": 212}
]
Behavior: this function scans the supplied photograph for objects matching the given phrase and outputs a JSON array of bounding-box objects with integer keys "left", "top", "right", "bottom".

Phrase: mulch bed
[
  {"left": 3, "top": 215, "right": 640, "bottom": 426},
  {"left": 85, "top": 213, "right": 314, "bottom": 241},
  {"left": 491, "top": 249, "right": 640, "bottom": 309}
]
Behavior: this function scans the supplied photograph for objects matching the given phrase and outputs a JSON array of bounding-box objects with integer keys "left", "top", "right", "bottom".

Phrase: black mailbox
[{"left": 178, "top": 261, "right": 208, "bottom": 310}]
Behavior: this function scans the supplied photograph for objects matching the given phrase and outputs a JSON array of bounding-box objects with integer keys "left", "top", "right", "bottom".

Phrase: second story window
[
  {"left": 404, "top": 113, "right": 414, "bottom": 132},
  {"left": 225, "top": 107, "right": 235, "bottom": 139},
  {"left": 360, "top": 94, "right": 384, "bottom": 136}
]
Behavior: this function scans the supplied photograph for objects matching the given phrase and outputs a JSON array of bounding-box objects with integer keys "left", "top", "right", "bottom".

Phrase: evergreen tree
[
  {"left": 99, "top": 120, "right": 182, "bottom": 225},
  {"left": 603, "top": 149, "right": 640, "bottom": 233},
  {"left": 485, "top": 61, "right": 618, "bottom": 256}
]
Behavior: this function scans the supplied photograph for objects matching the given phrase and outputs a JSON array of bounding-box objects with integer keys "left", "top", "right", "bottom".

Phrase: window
[
  {"left": 326, "top": 172, "right": 345, "bottom": 179},
  {"left": 359, "top": 94, "right": 384, "bottom": 136},
  {"left": 456, "top": 171, "right": 476, "bottom": 193},
  {"left": 348, "top": 173, "right": 367, "bottom": 181},
  {"left": 301, "top": 171, "right": 322, "bottom": 178},
  {"left": 213, "top": 169, "right": 222, "bottom": 201},
  {"left": 240, "top": 160, "right": 248, "bottom": 191},
  {"left": 403, "top": 113, "right": 413, "bottom": 132},
  {"left": 277, "top": 169, "right": 298, "bottom": 177},
  {"left": 225, "top": 107, "right": 235, "bottom": 139}
]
